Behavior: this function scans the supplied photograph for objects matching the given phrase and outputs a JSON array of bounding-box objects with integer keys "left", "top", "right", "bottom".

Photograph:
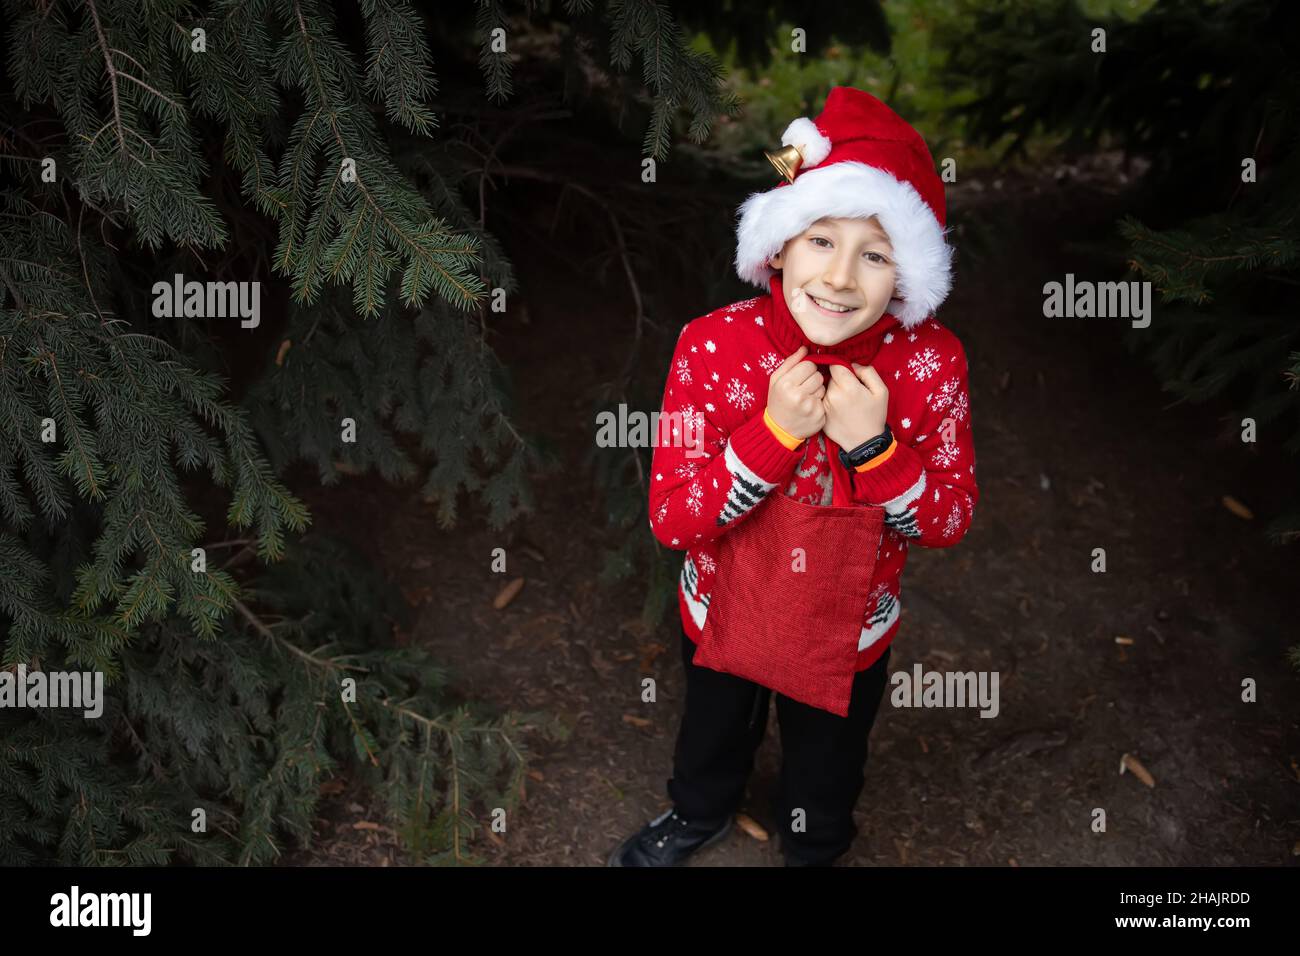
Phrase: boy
[{"left": 608, "top": 87, "right": 978, "bottom": 867}]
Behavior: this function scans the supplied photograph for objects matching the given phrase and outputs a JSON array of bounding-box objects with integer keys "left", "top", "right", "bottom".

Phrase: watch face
[
  {"left": 856, "top": 442, "right": 883, "bottom": 463},
  {"left": 844, "top": 431, "right": 889, "bottom": 466}
]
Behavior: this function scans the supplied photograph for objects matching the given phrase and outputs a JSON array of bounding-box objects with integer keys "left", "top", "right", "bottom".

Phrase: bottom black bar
[{"left": 6, "top": 865, "right": 1291, "bottom": 941}]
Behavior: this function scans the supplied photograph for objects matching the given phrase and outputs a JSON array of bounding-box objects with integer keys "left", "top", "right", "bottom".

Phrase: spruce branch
[{"left": 84, "top": 0, "right": 126, "bottom": 153}]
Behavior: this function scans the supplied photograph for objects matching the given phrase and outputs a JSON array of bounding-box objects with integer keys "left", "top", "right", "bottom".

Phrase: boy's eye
[{"left": 809, "top": 237, "right": 889, "bottom": 264}]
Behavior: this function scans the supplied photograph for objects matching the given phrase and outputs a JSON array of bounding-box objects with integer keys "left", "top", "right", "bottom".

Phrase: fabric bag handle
[{"left": 801, "top": 353, "right": 870, "bottom": 507}]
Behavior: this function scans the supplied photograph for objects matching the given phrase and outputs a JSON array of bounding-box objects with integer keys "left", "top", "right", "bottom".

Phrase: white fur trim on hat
[
  {"left": 780, "top": 117, "right": 833, "bottom": 169},
  {"left": 734, "top": 161, "right": 952, "bottom": 329}
]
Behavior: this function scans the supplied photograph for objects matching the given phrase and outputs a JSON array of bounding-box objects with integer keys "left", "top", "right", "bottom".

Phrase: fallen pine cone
[
  {"left": 493, "top": 577, "right": 525, "bottom": 609},
  {"left": 1119, "top": 752, "right": 1156, "bottom": 787},
  {"left": 734, "top": 813, "right": 769, "bottom": 842},
  {"left": 1221, "top": 495, "right": 1254, "bottom": 520}
]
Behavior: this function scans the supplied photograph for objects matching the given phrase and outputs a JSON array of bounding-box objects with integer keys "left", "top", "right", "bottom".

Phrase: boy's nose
[{"left": 823, "top": 259, "right": 857, "bottom": 291}]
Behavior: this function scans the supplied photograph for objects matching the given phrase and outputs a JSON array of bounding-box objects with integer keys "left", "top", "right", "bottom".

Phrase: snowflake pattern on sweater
[{"left": 648, "top": 284, "right": 979, "bottom": 672}]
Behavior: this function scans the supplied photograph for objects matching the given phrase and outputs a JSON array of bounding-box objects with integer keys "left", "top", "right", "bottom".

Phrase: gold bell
[{"left": 764, "top": 143, "right": 805, "bottom": 184}]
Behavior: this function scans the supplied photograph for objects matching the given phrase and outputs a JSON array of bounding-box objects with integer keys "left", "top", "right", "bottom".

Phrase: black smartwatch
[{"left": 838, "top": 423, "right": 894, "bottom": 470}]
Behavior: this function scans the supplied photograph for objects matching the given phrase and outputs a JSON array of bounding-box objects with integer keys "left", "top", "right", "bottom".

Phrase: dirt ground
[{"left": 285, "top": 162, "right": 1300, "bottom": 867}]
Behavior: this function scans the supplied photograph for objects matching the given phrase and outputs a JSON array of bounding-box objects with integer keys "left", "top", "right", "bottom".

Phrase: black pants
[{"left": 666, "top": 623, "right": 892, "bottom": 866}]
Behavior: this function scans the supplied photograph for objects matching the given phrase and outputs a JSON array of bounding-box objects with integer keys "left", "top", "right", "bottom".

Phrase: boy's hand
[
  {"left": 822, "top": 362, "right": 889, "bottom": 450},
  {"left": 766, "top": 345, "right": 827, "bottom": 440}
]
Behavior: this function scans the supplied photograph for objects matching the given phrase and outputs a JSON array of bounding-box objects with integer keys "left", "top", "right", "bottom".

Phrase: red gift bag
[{"left": 693, "top": 354, "right": 886, "bottom": 717}]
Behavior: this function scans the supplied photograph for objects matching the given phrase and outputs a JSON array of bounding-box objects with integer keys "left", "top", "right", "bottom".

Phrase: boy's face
[{"left": 769, "top": 215, "right": 897, "bottom": 346}]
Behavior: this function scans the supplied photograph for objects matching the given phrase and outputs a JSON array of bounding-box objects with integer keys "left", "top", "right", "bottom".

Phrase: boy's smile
[{"left": 768, "top": 215, "right": 897, "bottom": 346}]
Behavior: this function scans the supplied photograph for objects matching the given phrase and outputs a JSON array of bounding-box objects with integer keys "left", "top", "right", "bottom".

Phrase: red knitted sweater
[{"left": 648, "top": 274, "right": 979, "bottom": 671}]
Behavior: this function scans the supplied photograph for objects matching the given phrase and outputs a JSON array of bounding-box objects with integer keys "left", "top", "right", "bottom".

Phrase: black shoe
[{"left": 606, "top": 807, "right": 733, "bottom": 867}]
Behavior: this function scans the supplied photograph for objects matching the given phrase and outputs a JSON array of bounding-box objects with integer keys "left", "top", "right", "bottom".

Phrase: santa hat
[{"left": 734, "top": 86, "right": 953, "bottom": 330}]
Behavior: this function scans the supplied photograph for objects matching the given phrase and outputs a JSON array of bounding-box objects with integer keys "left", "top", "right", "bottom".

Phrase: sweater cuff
[
  {"left": 728, "top": 408, "right": 805, "bottom": 483},
  {"left": 763, "top": 407, "right": 806, "bottom": 451},
  {"left": 850, "top": 436, "right": 925, "bottom": 504}
]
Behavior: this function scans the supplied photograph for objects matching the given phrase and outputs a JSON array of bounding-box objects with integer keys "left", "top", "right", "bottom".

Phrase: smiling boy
[{"left": 608, "top": 87, "right": 979, "bottom": 867}]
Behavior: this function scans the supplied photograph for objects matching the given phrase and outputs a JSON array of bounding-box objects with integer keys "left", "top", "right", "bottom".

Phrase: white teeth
[{"left": 811, "top": 295, "right": 852, "bottom": 313}]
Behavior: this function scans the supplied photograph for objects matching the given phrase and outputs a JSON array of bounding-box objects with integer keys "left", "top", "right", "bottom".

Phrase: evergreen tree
[{"left": 0, "top": 0, "right": 741, "bottom": 864}]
